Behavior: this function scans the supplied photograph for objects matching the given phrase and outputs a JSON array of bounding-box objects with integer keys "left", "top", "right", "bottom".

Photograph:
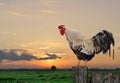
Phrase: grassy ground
[
  {"left": 0, "top": 69, "right": 72, "bottom": 83},
  {"left": 0, "top": 68, "right": 120, "bottom": 83}
]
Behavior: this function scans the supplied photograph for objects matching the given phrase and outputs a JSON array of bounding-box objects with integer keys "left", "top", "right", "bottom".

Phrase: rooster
[{"left": 58, "top": 25, "right": 115, "bottom": 66}]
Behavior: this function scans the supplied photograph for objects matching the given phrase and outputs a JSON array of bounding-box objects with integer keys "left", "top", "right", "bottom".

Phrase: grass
[
  {"left": 0, "top": 68, "right": 120, "bottom": 83},
  {"left": 0, "top": 69, "right": 72, "bottom": 83}
]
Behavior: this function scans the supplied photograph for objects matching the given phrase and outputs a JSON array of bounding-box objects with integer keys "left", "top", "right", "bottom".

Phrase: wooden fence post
[
  {"left": 104, "top": 73, "right": 119, "bottom": 83},
  {"left": 72, "top": 66, "right": 87, "bottom": 83},
  {"left": 90, "top": 72, "right": 103, "bottom": 83}
]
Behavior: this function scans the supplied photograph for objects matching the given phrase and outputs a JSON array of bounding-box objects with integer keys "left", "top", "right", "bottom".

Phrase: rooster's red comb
[{"left": 58, "top": 25, "right": 65, "bottom": 29}]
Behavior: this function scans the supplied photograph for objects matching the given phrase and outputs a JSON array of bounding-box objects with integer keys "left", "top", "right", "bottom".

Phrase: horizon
[{"left": 0, "top": 66, "right": 120, "bottom": 70}]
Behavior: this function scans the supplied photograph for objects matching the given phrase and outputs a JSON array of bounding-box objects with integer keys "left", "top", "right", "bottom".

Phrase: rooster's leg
[
  {"left": 85, "top": 60, "right": 87, "bottom": 67},
  {"left": 77, "top": 60, "right": 81, "bottom": 66}
]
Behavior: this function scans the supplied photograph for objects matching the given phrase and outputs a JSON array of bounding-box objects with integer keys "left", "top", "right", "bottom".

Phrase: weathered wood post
[
  {"left": 90, "top": 72, "right": 103, "bottom": 83},
  {"left": 72, "top": 66, "right": 87, "bottom": 83},
  {"left": 104, "top": 73, "right": 119, "bottom": 83}
]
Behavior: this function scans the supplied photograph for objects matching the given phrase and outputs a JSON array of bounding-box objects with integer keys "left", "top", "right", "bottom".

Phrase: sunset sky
[{"left": 0, "top": 0, "right": 120, "bottom": 69}]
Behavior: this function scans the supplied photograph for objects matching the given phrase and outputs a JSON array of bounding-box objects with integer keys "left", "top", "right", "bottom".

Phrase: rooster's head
[{"left": 58, "top": 25, "right": 65, "bottom": 36}]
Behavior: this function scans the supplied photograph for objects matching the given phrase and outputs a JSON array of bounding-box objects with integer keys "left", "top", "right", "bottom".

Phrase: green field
[
  {"left": 0, "top": 69, "right": 72, "bottom": 83},
  {"left": 0, "top": 69, "right": 120, "bottom": 83}
]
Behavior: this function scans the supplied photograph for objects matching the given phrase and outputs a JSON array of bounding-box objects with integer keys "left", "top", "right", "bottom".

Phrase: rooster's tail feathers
[{"left": 92, "top": 30, "right": 115, "bottom": 59}]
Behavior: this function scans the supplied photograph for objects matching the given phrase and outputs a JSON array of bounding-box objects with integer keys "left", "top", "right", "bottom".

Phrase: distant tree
[
  {"left": 116, "top": 68, "right": 120, "bottom": 70},
  {"left": 51, "top": 66, "right": 56, "bottom": 70}
]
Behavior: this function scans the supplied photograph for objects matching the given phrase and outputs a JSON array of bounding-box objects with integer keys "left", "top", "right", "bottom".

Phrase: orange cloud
[
  {"left": 1, "top": 32, "right": 16, "bottom": 36},
  {"left": 0, "top": 2, "right": 5, "bottom": 6},
  {"left": 40, "top": 46, "right": 49, "bottom": 50},
  {"left": 40, "top": 9, "right": 57, "bottom": 14},
  {"left": 8, "top": 11, "right": 26, "bottom": 17}
]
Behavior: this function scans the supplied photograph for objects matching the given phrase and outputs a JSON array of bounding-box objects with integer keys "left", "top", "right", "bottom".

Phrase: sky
[{"left": 0, "top": 0, "right": 120, "bottom": 69}]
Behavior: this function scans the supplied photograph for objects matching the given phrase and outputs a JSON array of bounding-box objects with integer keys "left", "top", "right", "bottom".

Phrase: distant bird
[{"left": 58, "top": 25, "right": 115, "bottom": 66}]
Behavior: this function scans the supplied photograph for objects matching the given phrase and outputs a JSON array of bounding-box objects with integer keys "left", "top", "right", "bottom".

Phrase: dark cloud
[
  {"left": 0, "top": 49, "right": 37, "bottom": 62},
  {"left": 0, "top": 49, "right": 62, "bottom": 62},
  {"left": 9, "top": 49, "right": 28, "bottom": 52},
  {"left": 37, "top": 53, "right": 61, "bottom": 60}
]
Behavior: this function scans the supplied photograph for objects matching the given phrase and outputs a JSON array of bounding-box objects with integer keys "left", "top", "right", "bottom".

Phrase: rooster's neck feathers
[{"left": 65, "top": 28, "right": 84, "bottom": 43}]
